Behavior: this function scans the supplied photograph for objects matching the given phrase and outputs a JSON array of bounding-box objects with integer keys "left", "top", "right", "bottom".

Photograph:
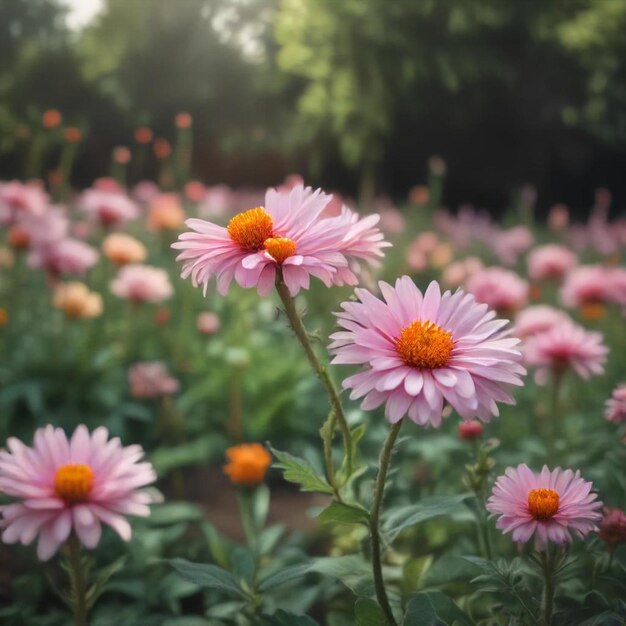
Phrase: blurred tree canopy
[{"left": 0, "top": 0, "right": 625, "bottom": 210}]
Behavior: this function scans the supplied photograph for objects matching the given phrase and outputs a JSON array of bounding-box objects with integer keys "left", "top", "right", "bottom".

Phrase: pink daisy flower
[
  {"left": 0, "top": 425, "right": 156, "bottom": 560},
  {"left": 527, "top": 244, "right": 577, "bottom": 282},
  {"left": 560, "top": 265, "right": 609, "bottom": 309},
  {"left": 329, "top": 278, "right": 525, "bottom": 426},
  {"left": 173, "top": 184, "right": 387, "bottom": 296},
  {"left": 487, "top": 464, "right": 602, "bottom": 549},
  {"left": 79, "top": 188, "right": 139, "bottom": 226},
  {"left": 605, "top": 384, "right": 626, "bottom": 423},
  {"left": 110, "top": 264, "right": 173, "bottom": 303},
  {"left": 493, "top": 226, "right": 534, "bottom": 266},
  {"left": 28, "top": 238, "right": 99, "bottom": 276},
  {"left": 466, "top": 267, "right": 529, "bottom": 317},
  {"left": 0, "top": 180, "right": 49, "bottom": 224},
  {"left": 128, "top": 361, "right": 180, "bottom": 399},
  {"left": 523, "top": 321, "right": 608, "bottom": 385},
  {"left": 513, "top": 305, "right": 571, "bottom": 340}
]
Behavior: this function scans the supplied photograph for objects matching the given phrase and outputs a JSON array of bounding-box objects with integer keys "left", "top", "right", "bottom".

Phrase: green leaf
[
  {"left": 258, "top": 610, "right": 318, "bottom": 625},
  {"left": 150, "top": 434, "right": 227, "bottom": 474},
  {"left": 229, "top": 547, "right": 256, "bottom": 588},
  {"left": 355, "top": 598, "right": 386, "bottom": 626},
  {"left": 258, "top": 562, "right": 312, "bottom": 593},
  {"left": 169, "top": 559, "right": 248, "bottom": 599},
  {"left": 201, "top": 522, "right": 233, "bottom": 569},
  {"left": 270, "top": 447, "right": 333, "bottom": 494},
  {"left": 421, "top": 555, "right": 484, "bottom": 587},
  {"left": 383, "top": 494, "right": 471, "bottom": 541},
  {"left": 148, "top": 502, "right": 203, "bottom": 526},
  {"left": 318, "top": 501, "right": 370, "bottom": 525},
  {"left": 403, "top": 592, "right": 472, "bottom": 626},
  {"left": 310, "top": 555, "right": 374, "bottom": 597}
]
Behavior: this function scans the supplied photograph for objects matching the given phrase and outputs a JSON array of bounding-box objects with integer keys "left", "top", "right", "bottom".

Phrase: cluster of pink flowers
[{"left": 128, "top": 361, "right": 180, "bottom": 398}]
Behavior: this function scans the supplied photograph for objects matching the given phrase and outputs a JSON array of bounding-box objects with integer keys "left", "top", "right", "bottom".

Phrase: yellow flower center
[
  {"left": 527, "top": 488, "right": 560, "bottom": 520},
  {"left": 396, "top": 320, "right": 454, "bottom": 369},
  {"left": 264, "top": 237, "right": 297, "bottom": 263},
  {"left": 54, "top": 464, "right": 94, "bottom": 502},
  {"left": 227, "top": 207, "right": 274, "bottom": 251}
]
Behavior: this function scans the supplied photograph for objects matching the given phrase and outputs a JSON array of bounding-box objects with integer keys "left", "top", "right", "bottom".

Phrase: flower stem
[
  {"left": 547, "top": 370, "right": 564, "bottom": 460},
  {"left": 540, "top": 549, "right": 555, "bottom": 626},
  {"left": 66, "top": 535, "right": 88, "bottom": 626},
  {"left": 274, "top": 270, "right": 353, "bottom": 479},
  {"left": 370, "top": 421, "right": 402, "bottom": 626}
]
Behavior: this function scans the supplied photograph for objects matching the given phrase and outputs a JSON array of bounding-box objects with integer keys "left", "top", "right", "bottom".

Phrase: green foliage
[
  {"left": 270, "top": 447, "right": 334, "bottom": 494},
  {"left": 403, "top": 591, "right": 472, "bottom": 626}
]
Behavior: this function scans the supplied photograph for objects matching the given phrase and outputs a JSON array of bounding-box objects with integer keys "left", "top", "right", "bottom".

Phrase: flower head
[
  {"left": 0, "top": 181, "right": 49, "bottom": 225},
  {"left": 527, "top": 245, "right": 577, "bottom": 282},
  {"left": 458, "top": 420, "right": 483, "bottom": 440},
  {"left": 197, "top": 311, "right": 220, "bottom": 334},
  {"left": 466, "top": 267, "right": 529, "bottom": 317},
  {"left": 110, "top": 264, "right": 173, "bottom": 303},
  {"left": 79, "top": 188, "right": 139, "bottom": 226},
  {"left": 0, "top": 425, "right": 156, "bottom": 560},
  {"left": 487, "top": 464, "right": 602, "bottom": 549},
  {"left": 329, "top": 278, "right": 525, "bottom": 426},
  {"left": 223, "top": 444, "right": 271, "bottom": 486},
  {"left": 128, "top": 361, "right": 179, "bottom": 399},
  {"left": 29, "top": 238, "right": 99, "bottom": 276},
  {"left": 173, "top": 184, "right": 387, "bottom": 296},
  {"left": 561, "top": 265, "right": 609, "bottom": 313},
  {"left": 147, "top": 194, "right": 185, "bottom": 231},
  {"left": 103, "top": 233, "right": 147, "bottom": 266},
  {"left": 53, "top": 282, "right": 102, "bottom": 319},
  {"left": 523, "top": 321, "right": 608, "bottom": 384},
  {"left": 598, "top": 508, "right": 626, "bottom": 546},
  {"left": 605, "top": 384, "right": 626, "bottom": 423},
  {"left": 513, "top": 305, "right": 571, "bottom": 340}
]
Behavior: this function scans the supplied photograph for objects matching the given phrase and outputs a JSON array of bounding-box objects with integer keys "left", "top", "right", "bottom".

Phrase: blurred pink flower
[
  {"left": 79, "top": 188, "right": 139, "bottom": 226},
  {"left": 174, "top": 184, "right": 387, "bottom": 296},
  {"left": 548, "top": 204, "right": 569, "bottom": 231},
  {"left": 184, "top": 180, "right": 206, "bottom": 203},
  {"left": 466, "top": 267, "right": 529, "bottom": 316},
  {"left": 599, "top": 508, "right": 626, "bottom": 546},
  {"left": 377, "top": 202, "right": 405, "bottom": 234},
  {"left": 513, "top": 305, "right": 570, "bottom": 340},
  {"left": 0, "top": 180, "right": 49, "bottom": 224},
  {"left": 128, "top": 361, "right": 179, "bottom": 398},
  {"left": 29, "top": 238, "right": 99, "bottom": 276},
  {"left": 523, "top": 321, "right": 608, "bottom": 384},
  {"left": 607, "top": 267, "right": 626, "bottom": 311},
  {"left": 487, "top": 464, "right": 602, "bottom": 549},
  {"left": 197, "top": 185, "right": 234, "bottom": 218},
  {"left": 102, "top": 233, "right": 147, "bottom": 266},
  {"left": 0, "top": 425, "right": 156, "bottom": 560},
  {"left": 441, "top": 257, "right": 484, "bottom": 288},
  {"left": 110, "top": 264, "right": 173, "bottom": 302},
  {"left": 329, "top": 278, "right": 525, "bottom": 426},
  {"left": 493, "top": 226, "right": 534, "bottom": 265},
  {"left": 561, "top": 265, "right": 609, "bottom": 309},
  {"left": 132, "top": 180, "right": 161, "bottom": 205},
  {"left": 605, "top": 384, "right": 626, "bottom": 423},
  {"left": 147, "top": 193, "right": 185, "bottom": 231},
  {"left": 93, "top": 177, "right": 122, "bottom": 192},
  {"left": 197, "top": 311, "right": 220, "bottom": 334},
  {"left": 527, "top": 244, "right": 577, "bottom": 282}
]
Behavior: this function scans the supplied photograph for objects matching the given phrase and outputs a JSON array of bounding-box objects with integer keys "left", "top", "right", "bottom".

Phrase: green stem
[
  {"left": 547, "top": 370, "right": 564, "bottom": 461},
  {"left": 66, "top": 535, "right": 88, "bottom": 626},
  {"left": 370, "top": 421, "right": 402, "bottom": 626},
  {"left": 540, "top": 550, "right": 555, "bottom": 626},
  {"left": 274, "top": 270, "right": 353, "bottom": 479}
]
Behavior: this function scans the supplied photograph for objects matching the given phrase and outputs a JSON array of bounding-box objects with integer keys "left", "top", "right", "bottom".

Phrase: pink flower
[
  {"left": 458, "top": 420, "right": 483, "bottom": 440},
  {"left": 493, "top": 226, "right": 534, "bottom": 265},
  {"left": 466, "top": 267, "right": 529, "bottom": 316},
  {"left": 523, "top": 321, "right": 608, "bottom": 384},
  {"left": 513, "top": 305, "right": 571, "bottom": 340},
  {"left": 132, "top": 180, "right": 161, "bottom": 205},
  {"left": 441, "top": 257, "right": 484, "bottom": 289},
  {"left": 606, "top": 267, "right": 626, "bottom": 311},
  {"left": 128, "top": 362, "right": 179, "bottom": 398},
  {"left": 561, "top": 265, "right": 609, "bottom": 309},
  {"left": 197, "top": 185, "right": 234, "bottom": 218},
  {"left": 487, "top": 464, "right": 602, "bottom": 549},
  {"left": 197, "top": 311, "right": 220, "bottom": 334},
  {"left": 329, "top": 278, "right": 525, "bottom": 426},
  {"left": 110, "top": 264, "right": 173, "bottom": 303},
  {"left": 548, "top": 204, "right": 569, "bottom": 231},
  {"left": 79, "top": 188, "right": 139, "bottom": 226},
  {"left": 599, "top": 508, "right": 626, "bottom": 546},
  {"left": 0, "top": 180, "right": 49, "bottom": 224},
  {"left": 29, "top": 238, "right": 99, "bottom": 276},
  {"left": 0, "top": 425, "right": 156, "bottom": 560},
  {"left": 173, "top": 184, "right": 387, "bottom": 296},
  {"left": 527, "top": 245, "right": 577, "bottom": 282},
  {"left": 605, "top": 384, "right": 626, "bottom": 423}
]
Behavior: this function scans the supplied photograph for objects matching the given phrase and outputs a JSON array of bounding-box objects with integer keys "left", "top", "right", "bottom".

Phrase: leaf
[
  {"left": 421, "top": 555, "right": 484, "bottom": 587},
  {"left": 150, "top": 434, "right": 227, "bottom": 474},
  {"left": 403, "top": 592, "right": 472, "bottom": 626},
  {"left": 169, "top": 559, "right": 248, "bottom": 599},
  {"left": 258, "top": 610, "right": 318, "bottom": 625},
  {"left": 270, "top": 447, "right": 333, "bottom": 494},
  {"left": 355, "top": 598, "right": 386, "bottom": 626},
  {"left": 229, "top": 547, "right": 256, "bottom": 588},
  {"left": 318, "top": 501, "right": 370, "bottom": 525},
  {"left": 310, "top": 555, "right": 374, "bottom": 597},
  {"left": 383, "top": 494, "right": 471, "bottom": 540},
  {"left": 258, "top": 562, "right": 312, "bottom": 593},
  {"left": 148, "top": 502, "right": 203, "bottom": 526}
]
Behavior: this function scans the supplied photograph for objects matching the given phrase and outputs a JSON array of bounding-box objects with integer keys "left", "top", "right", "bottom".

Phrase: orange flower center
[
  {"left": 54, "top": 464, "right": 94, "bottom": 502},
  {"left": 264, "top": 237, "right": 297, "bottom": 263},
  {"left": 581, "top": 302, "right": 605, "bottom": 321},
  {"left": 527, "top": 488, "right": 560, "bottom": 520},
  {"left": 227, "top": 207, "right": 274, "bottom": 251},
  {"left": 396, "top": 320, "right": 454, "bottom": 369}
]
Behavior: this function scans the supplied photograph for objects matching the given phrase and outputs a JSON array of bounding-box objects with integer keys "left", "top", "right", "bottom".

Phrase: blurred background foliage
[{"left": 1, "top": 0, "right": 626, "bottom": 212}]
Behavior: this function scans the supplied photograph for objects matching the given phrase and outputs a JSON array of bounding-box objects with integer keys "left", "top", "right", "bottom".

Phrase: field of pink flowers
[{"left": 0, "top": 139, "right": 625, "bottom": 625}]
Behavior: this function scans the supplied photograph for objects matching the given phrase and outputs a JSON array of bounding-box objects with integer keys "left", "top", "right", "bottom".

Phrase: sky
[{"left": 62, "top": 0, "right": 104, "bottom": 31}]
